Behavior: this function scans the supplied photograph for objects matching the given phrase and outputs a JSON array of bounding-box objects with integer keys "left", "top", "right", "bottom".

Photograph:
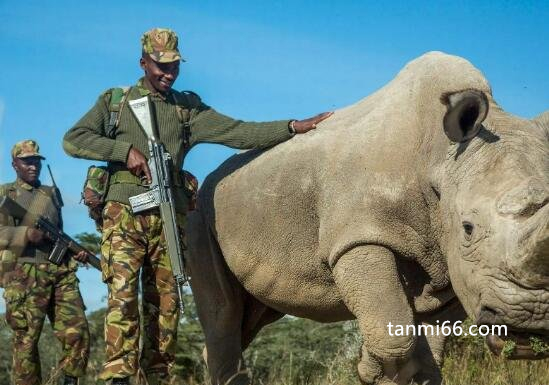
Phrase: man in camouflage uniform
[
  {"left": 63, "top": 28, "right": 332, "bottom": 385},
  {"left": 0, "top": 140, "right": 90, "bottom": 385}
]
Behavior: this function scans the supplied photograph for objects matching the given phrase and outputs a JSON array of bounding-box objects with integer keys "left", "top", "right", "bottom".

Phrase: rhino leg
[
  {"left": 411, "top": 299, "right": 467, "bottom": 384},
  {"left": 187, "top": 213, "right": 250, "bottom": 385},
  {"left": 199, "top": 296, "right": 283, "bottom": 385},
  {"left": 241, "top": 299, "right": 284, "bottom": 350},
  {"left": 332, "top": 245, "right": 416, "bottom": 385}
]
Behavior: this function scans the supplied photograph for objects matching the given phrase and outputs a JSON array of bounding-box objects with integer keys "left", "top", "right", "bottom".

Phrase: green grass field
[{"left": 1, "top": 306, "right": 548, "bottom": 385}]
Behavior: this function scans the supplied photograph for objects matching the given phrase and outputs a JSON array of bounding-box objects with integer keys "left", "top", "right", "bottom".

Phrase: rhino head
[{"left": 436, "top": 90, "right": 549, "bottom": 359}]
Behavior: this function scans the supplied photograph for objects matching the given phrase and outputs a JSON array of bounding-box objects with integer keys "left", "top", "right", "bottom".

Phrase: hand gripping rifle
[
  {"left": 0, "top": 196, "right": 101, "bottom": 270},
  {"left": 128, "top": 96, "right": 188, "bottom": 314}
]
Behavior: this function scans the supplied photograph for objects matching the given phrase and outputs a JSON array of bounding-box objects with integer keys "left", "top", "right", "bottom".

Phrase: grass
[{"left": 1, "top": 315, "right": 549, "bottom": 385}]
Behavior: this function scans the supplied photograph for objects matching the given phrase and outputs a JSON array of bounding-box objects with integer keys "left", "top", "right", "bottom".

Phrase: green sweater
[{"left": 63, "top": 78, "right": 293, "bottom": 212}]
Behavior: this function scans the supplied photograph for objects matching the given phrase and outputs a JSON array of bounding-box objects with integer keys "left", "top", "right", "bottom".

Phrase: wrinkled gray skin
[{"left": 186, "top": 52, "right": 549, "bottom": 385}]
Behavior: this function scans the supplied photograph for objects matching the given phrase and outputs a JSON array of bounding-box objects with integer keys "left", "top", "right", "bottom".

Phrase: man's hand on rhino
[{"left": 292, "top": 112, "right": 334, "bottom": 134}]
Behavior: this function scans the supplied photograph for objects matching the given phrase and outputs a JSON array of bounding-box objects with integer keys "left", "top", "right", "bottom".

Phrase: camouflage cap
[
  {"left": 11, "top": 140, "right": 45, "bottom": 159},
  {"left": 141, "top": 28, "right": 184, "bottom": 63}
]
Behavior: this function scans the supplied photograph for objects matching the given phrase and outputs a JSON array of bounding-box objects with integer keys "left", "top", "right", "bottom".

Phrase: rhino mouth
[
  {"left": 477, "top": 306, "right": 549, "bottom": 359},
  {"left": 485, "top": 330, "right": 549, "bottom": 360}
]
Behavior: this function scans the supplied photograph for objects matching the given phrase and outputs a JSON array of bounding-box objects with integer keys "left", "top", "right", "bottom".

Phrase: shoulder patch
[
  {"left": 101, "top": 86, "right": 130, "bottom": 109},
  {"left": 109, "top": 87, "right": 131, "bottom": 111}
]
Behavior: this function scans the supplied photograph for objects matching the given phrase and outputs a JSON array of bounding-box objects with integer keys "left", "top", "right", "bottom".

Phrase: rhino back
[{"left": 196, "top": 51, "right": 496, "bottom": 317}]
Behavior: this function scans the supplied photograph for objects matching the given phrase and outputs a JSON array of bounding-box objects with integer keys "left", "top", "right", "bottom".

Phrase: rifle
[
  {"left": 47, "top": 164, "right": 64, "bottom": 208},
  {"left": 128, "top": 96, "right": 188, "bottom": 314},
  {"left": 0, "top": 196, "right": 101, "bottom": 271}
]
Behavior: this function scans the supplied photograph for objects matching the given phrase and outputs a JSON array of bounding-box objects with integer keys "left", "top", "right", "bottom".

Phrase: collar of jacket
[{"left": 136, "top": 77, "right": 176, "bottom": 102}]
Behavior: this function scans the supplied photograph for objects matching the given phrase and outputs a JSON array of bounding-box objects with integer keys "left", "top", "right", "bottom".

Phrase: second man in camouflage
[{"left": 0, "top": 140, "right": 90, "bottom": 385}]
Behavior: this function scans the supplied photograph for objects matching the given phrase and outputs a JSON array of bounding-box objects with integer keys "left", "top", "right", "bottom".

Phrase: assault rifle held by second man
[{"left": 0, "top": 195, "right": 101, "bottom": 270}]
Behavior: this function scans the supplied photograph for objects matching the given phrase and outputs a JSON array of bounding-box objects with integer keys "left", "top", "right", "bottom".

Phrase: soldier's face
[
  {"left": 140, "top": 55, "right": 180, "bottom": 93},
  {"left": 12, "top": 156, "right": 41, "bottom": 185}
]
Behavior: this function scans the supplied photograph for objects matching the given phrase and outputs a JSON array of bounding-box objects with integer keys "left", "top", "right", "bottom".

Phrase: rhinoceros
[{"left": 185, "top": 51, "right": 549, "bottom": 385}]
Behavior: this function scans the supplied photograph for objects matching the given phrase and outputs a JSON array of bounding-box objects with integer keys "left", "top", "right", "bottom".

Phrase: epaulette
[{"left": 177, "top": 90, "right": 202, "bottom": 109}]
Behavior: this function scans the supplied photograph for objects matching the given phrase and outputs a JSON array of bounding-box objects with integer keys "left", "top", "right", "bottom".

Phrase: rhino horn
[{"left": 441, "top": 89, "right": 489, "bottom": 143}]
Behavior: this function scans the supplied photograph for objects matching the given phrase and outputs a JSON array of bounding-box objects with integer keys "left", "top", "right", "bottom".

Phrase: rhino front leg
[{"left": 332, "top": 245, "right": 416, "bottom": 385}]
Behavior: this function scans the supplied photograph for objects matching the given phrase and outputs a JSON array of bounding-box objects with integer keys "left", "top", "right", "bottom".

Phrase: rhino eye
[{"left": 462, "top": 221, "right": 474, "bottom": 240}]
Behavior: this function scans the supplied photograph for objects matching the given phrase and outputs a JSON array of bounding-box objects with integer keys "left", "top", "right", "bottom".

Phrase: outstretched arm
[{"left": 189, "top": 101, "right": 333, "bottom": 149}]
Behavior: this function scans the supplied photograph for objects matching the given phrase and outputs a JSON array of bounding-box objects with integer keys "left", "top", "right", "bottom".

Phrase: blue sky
[{"left": 0, "top": 0, "right": 548, "bottom": 311}]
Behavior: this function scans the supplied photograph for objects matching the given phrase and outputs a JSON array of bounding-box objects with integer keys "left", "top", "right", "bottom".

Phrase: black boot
[
  {"left": 112, "top": 378, "right": 130, "bottom": 385},
  {"left": 63, "top": 376, "right": 78, "bottom": 385}
]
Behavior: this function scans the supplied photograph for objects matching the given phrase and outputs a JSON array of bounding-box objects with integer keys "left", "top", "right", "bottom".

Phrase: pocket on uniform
[
  {"left": 3, "top": 286, "right": 28, "bottom": 331},
  {"left": 0, "top": 250, "right": 17, "bottom": 288},
  {"left": 100, "top": 228, "right": 115, "bottom": 283},
  {"left": 3, "top": 263, "right": 31, "bottom": 287}
]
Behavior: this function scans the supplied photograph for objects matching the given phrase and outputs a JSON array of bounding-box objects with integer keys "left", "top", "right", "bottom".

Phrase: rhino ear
[{"left": 441, "top": 90, "right": 489, "bottom": 143}]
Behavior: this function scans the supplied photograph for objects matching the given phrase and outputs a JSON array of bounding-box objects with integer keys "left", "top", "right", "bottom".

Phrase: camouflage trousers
[
  {"left": 3, "top": 262, "right": 90, "bottom": 385},
  {"left": 99, "top": 201, "right": 185, "bottom": 383}
]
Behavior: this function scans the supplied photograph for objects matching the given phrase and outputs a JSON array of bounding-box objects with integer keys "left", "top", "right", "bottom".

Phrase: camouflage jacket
[
  {"left": 0, "top": 179, "right": 62, "bottom": 263},
  {"left": 63, "top": 77, "right": 293, "bottom": 212}
]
